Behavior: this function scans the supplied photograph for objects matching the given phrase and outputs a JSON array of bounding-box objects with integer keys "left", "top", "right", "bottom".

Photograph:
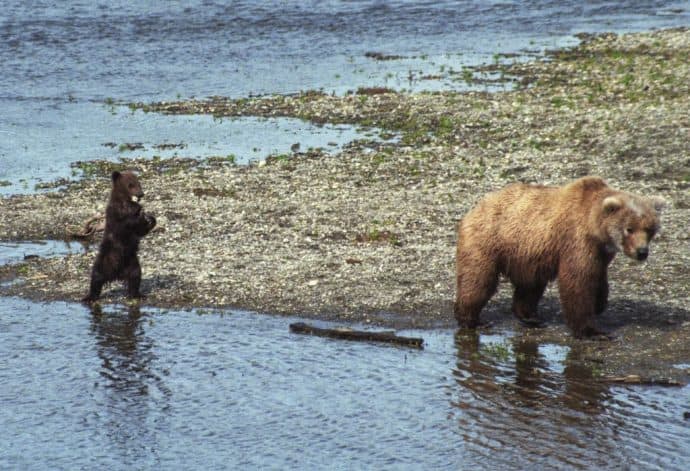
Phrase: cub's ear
[
  {"left": 111, "top": 171, "right": 121, "bottom": 182},
  {"left": 602, "top": 196, "right": 623, "bottom": 215},
  {"left": 648, "top": 196, "right": 666, "bottom": 213}
]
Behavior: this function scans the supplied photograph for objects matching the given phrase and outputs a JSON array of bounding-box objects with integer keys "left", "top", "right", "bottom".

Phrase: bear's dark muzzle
[{"left": 636, "top": 247, "right": 649, "bottom": 261}]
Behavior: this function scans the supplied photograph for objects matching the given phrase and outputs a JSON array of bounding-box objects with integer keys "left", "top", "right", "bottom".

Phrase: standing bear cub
[
  {"left": 455, "top": 176, "right": 664, "bottom": 338},
  {"left": 83, "top": 171, "right": 156, "bottom": 303}
]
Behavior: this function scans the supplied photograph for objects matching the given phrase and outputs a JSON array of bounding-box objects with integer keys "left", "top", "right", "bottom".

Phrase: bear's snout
[{"left": 636, "top": 247, "right": 649, "bottom": 261}]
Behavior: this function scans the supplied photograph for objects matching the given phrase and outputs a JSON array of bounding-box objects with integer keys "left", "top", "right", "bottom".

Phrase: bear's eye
[
  {"left": 624, "top": 227, "right": 633, "bottom": 236},
  {"left": 128, "top": 183, "right": 134, "bottom": 189}
]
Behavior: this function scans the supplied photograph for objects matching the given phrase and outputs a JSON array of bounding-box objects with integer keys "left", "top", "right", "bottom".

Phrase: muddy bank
[{"left": 1, "top": 29, "right": 689, "bottom": 382}]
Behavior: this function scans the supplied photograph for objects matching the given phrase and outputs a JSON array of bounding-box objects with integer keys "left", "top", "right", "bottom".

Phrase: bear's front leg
[
  {"left": 128, "top": 212, "right": 156, "bottom": 237},
  {"left": 143, "top": 212, "right": 156, "bottom": 233},
  {"left": 595, "top": 273, "right": 609, "bottom": 316},
  {"left": 455, "top": 265, "right": 499, "bottom": 328},
  {"left": 557, "top": 263, "right": 612, "bottom": 339}
]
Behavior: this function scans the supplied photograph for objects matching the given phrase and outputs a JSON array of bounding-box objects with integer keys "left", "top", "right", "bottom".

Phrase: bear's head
[
  {"left": 602, "top": 193, "right": 665, "bottom": 261},
  {"left": 111, "top": 171, "right": 144, "bottom": 203}
]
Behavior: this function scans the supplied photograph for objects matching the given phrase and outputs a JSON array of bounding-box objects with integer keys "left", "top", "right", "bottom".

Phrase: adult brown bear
[
  {"left": 454, "top": 176, "right": 664, "bottom": 338},
  {"left": 83, "top": 171, "right": 156, "bottom": 303}
]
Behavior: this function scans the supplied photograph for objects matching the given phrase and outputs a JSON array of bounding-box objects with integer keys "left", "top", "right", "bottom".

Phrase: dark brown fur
[
  {"left": 83, "top": 171, "right": 156, "bottom": 302},
  {"left": 454, "top": 176, "right": 664, "bottom": 338}
]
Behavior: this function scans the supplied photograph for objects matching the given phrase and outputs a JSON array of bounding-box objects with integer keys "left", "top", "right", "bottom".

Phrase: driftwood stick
[
  {"left": 289, "top": 322, "right": 424, "bottom": 349},
  {"left": 599, "top": 375, "right": 686, "bottom": 387},
  {"left": 67, "top": 213, "right": 105, "bottom": 239}
]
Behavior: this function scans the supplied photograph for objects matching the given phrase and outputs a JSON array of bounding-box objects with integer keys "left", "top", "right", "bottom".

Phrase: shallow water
[
  {"left": 3, "top": 0, "right": 688, "bottom": 100},
  {"left": 0, "top": 240, "right": 78, "bottom": 265},
  {"left": 2, "top": 0, "right": 688, "bottom": 193},
  {"left": 0, "top": 101, "right": 364, "bottom": 194},
  {"left": 1, "top": 298, "right": 688, "bottom": 470}
]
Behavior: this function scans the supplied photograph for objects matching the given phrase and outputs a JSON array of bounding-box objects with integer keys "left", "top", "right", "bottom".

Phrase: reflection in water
[
  {"left": 1, "top": 298, "right": 687, "bottom": 469},
  {"left": 451, "top": 331, "right": 641, "bottom": 469},
  {"left": 89, "top": 304, "right": 170, "bottom": 466}
]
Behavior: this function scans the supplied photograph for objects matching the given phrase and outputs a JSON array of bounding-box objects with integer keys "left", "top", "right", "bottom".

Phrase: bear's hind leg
[
  {"left": 455, "top": 266, "right": 498, "bottom": 329},
  {"left": 124, "top": 258, "right": 143, "bottom": 299},
  {"left": 83, "top": 272, "right": 105, "bottom": 303},
  {"left": 83, "top": 257, "right": 108, "bottom": 303},
  {"left": 512, "top": 283, "right": 547, "bottom": 327}
]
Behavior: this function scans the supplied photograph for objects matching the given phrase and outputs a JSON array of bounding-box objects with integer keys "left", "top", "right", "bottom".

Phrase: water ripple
[{"left": 2, "top": 298, "right": 688, "bottom": 469}]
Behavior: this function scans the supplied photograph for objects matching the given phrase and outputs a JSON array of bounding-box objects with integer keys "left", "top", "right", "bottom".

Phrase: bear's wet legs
[
  {"left": 595, "top": 274, "right": 609, "bottom": 316},
  {"left": 454, "top": 269, "right": 498, "bottom": 328},
  {"left": 124, "top": 260, "right": 143, "bottom": 298},
  {"left": 557, "top": 266, "right": 611, "bottom": 339},
  {"left": 83, "top": 270, "right": 105, "bottom": 303},
  {"left": 512, "top": 283, "right": 547, "bottom": 327}
]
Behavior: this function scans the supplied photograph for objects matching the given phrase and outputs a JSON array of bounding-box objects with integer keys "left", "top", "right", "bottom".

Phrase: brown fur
[
  {"left": 454, "top": 176, "right": 664, "bottom": 338},
  {"left": 83, "top": 171, "right": 156, "bottom": 302}
]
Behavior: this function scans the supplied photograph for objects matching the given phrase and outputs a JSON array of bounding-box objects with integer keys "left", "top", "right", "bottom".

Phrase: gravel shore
[{"left": 1, "top": 29, "right": 688, "bottom": 380}]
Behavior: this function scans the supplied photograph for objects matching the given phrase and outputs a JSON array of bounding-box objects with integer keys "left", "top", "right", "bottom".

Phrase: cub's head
[
  {"left": 602, "top": 193, "right": 665, "bottom": 261},
  {"left": 112, "top": 170, "right": 144, "bottom": 203}
]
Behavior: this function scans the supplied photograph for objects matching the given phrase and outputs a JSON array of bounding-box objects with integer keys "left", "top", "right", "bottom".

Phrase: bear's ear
[
  {"left": 111, "top": 171, "right": 121, "bottom": 183},
  {"left": 602, "top": 196, "right": 623, "bottom": 215},
  {"left": 648, "top": 196, "right": 666, "bottom": 213}
]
